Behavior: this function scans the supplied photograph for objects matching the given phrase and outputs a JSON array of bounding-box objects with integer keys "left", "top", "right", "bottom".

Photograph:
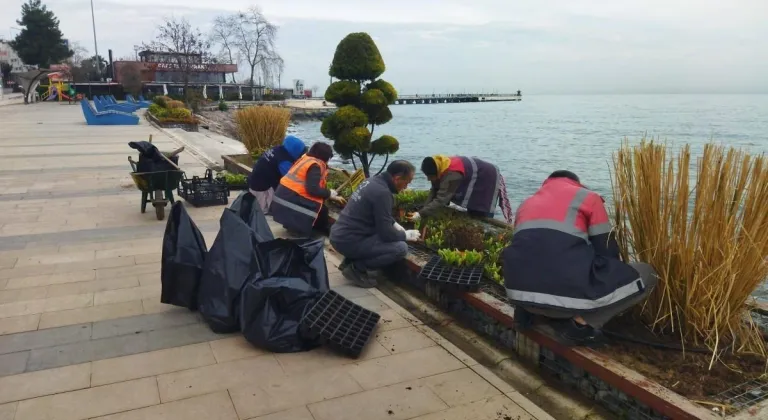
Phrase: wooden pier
[{"left": 393, "top": 93, "right": 522, "bottom": 105}]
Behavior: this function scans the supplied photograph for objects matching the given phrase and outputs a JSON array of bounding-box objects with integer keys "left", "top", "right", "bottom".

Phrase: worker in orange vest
[{"left": 271, "top": 142, "right": 346, "bottom": 236}]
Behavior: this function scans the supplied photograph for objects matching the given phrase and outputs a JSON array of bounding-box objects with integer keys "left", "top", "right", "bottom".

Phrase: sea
[{"left": 291, "top": 94, "right": 768, "bottom": 299}]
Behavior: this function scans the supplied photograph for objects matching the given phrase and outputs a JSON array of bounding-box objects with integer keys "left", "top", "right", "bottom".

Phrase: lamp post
[{"left": 90, "top": 0, "right": 101, "bottom": 79}]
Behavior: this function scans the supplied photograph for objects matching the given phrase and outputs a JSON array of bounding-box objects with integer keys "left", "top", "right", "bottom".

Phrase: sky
[{"left": 1, "top": 0, "right": 766, "bottom": 94}]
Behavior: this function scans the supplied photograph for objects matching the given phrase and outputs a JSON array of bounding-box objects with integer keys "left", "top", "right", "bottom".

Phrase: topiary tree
[{"left": 321, "top": 32, "right": 399, "bottom": 177}]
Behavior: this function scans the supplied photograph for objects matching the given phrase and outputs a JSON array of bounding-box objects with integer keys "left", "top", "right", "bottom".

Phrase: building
[
  {"left": 0, "top": 40, "right": 36, "bottom": 73},
  {"left": 112, "top": 50, "right": 237, "bottom": 84}
]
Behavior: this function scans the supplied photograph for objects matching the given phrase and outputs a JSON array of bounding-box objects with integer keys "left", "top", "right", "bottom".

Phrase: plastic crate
[
  {"left": 419, "top": 255, "right": 483, "bottom": 291},
  {"left": 178, "top": 169, "right": 229, "bottom": 207},
  {"left": 301, "top": 290, "right": 380, "bottom": 358}
]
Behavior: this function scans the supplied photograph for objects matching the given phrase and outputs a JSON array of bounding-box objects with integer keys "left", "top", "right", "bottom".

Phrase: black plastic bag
[
  {"left": 256, "top": 238, "right": 330, "bottom": 292},
  {"left": 230, "top": 192, "right": 274, "bottom": 241},
  {"left": 129, "top": 141, "right": 178, "bottom": 173},
  {"left": 239, "top": 276, "right": 323, "bottom": 352},
  {"left": 197, "top": 209, "right": 263, "bottom": 333},
  {"left": 160, "top": 202, "right": 207, "bottom": 309}
]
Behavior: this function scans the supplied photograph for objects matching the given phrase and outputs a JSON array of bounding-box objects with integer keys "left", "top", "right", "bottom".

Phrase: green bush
[
  {"left": 218, "top": 100, "right": 229, "bottom": 111},
  {"left": 148, "top": 103, "right": 168, "bottom": 118},
  {"left": 152, "top": 96, "right": 168, "bottom": 108},
  {"left": 167, "top": 108, "right": 192, "bottom": 119},
  {"left": 321, "top": 32, "right": 399, "bottom": 177}
]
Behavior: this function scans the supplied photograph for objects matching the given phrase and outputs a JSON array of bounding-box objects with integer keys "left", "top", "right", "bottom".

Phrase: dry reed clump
[
  {"left": 612, "top": 140, "right": 768, "bottom": 364},
  {"left": 235, "top": 106, "right": 291, "bottom": 156}
]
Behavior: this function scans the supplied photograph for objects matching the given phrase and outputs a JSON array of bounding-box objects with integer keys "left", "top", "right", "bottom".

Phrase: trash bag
[
  {"left": 256, "top": 238, "right": 330, "bottom": 292},
  {"left": 239, "top": 276, "right": 323, "bottom": 352},
  {"left": 230, "top": 192, "right": 274, "bottom": 241},
  {"left": 197, "top": 209, "right": 263, "bottom": 333},
  {"left": 129, "top": 141, "right": 178, "bottom": 173},
  {"left": 160, "top": 202, "right": 207, "bottom": 310}
]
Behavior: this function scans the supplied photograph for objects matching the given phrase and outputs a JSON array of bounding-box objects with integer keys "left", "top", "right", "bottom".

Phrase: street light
[{"left": 90, "top": 0, "right": 101, "bottom": 79}]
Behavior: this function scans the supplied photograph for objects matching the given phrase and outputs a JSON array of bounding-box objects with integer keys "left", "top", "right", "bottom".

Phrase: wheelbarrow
[{"left": 128, "top": 136, "right": 186, "bottom": 220}]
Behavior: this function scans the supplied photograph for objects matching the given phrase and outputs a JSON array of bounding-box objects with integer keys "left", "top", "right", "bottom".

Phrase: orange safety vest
[{"left": 279, "top": 155, "right": 328, "bottom": 204}]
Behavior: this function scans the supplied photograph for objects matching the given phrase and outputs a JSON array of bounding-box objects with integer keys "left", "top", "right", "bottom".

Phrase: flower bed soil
[{"left": 602, "top": 315, "right": 767, "bottom": 403}]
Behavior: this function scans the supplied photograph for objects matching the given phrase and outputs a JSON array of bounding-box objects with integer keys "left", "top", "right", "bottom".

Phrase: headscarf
[{"left": 432, "top": 155, "right": 452, "bottom": 176}]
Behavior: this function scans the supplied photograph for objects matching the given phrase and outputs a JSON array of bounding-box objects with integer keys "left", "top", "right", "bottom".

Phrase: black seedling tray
[
  {"left": 301, "top": 290, "right": 380, "bottom": 358},
  {"left": 419, "top": 255, "right": 483, "bottom": 292},
  {"left": 178, "top": 169, "right": 229, "bottom": 207}
]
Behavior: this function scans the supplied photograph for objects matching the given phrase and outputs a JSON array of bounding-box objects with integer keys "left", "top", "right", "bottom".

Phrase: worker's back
[
  {"left": 503, "top": 177, "right": 643, "bottom": 311},
  {"left": 330, "top": 174, "right": 399, "bottom": 244}
]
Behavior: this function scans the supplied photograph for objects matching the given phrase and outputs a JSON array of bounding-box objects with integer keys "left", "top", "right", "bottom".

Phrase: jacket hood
[{"left": 282, "top": 135, "right": 307, "bottom": 159}]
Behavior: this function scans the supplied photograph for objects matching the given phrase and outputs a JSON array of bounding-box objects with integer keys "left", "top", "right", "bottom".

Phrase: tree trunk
[
  {"left": 360, "top": 152, "right": 370, "bottom": 178},
  {"left": 249, "top": 64, "right": 256, "bottom": 88}
]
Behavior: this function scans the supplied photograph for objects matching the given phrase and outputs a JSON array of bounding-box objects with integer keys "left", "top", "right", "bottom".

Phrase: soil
[{"left": 601, "top": 314, "right": 767, "bottom": 402}]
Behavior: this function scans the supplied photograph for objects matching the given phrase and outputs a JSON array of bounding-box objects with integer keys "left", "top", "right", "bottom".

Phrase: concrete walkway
[{"left": 0, "top": 103, "right": 551, "bottom": 420}]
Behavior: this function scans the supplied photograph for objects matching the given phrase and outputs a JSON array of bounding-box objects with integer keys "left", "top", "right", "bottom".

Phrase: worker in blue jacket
[{"left": 247, "top": 135, "right": 307, "bottom": 214}]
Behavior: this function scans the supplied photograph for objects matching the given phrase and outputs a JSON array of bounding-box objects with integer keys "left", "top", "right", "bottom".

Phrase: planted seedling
[{"left": 437, "top": 248, "right": 483, "bottom": 266}]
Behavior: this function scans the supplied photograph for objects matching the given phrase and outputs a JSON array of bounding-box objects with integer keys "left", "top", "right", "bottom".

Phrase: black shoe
[
  {"left": 338, "top": 258, "right": 350, "bottom": 271},
  {"left": 559, "top": 320, "right": 602, "bottom": 347},
  {"left": 514, "top": 308, "right": 533, "bottom": 331},
  {"left": 341, "top": 263, "right": 377, "bottom": 288}
]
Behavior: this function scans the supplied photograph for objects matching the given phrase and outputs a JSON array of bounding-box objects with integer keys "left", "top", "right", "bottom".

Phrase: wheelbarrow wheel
[{"left": 155, "top": 204, "right": 165, "bottom": 220}]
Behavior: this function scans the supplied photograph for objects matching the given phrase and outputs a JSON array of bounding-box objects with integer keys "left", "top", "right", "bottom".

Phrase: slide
[{"left": 45, "top": 86, "right": 58, "bottom": 101}]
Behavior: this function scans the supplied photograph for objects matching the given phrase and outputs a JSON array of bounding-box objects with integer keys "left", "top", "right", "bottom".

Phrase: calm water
[
  {"left": 292, "top": 94, "right": 768, "bottom": 299},
  {"left": 293, "top": 94, "right": 768, "bottom": 209}
]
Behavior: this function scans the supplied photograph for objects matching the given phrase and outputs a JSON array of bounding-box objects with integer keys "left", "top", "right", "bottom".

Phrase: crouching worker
[
  {"left": 330, "top": 161, "right": 421, "bottom": 288},
  {"left": 503, "top": 170, "right": 658, "bottom": 346},
  {"left": 412, "top": 155, "right": 513, "bottom": 223},
  {"left": 247, "top": 135, "right": 307, "bottom": 214},
  {"left": 271, "top": 142, "right": 346, "bottom": 236}
]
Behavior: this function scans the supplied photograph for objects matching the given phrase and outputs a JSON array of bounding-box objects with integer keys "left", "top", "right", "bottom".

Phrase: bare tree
[
  {"left": 119, "top": 62, "right": 143, "bottom": 95},
  {"left": 69, "top": 41, "right": 89, "bottom": 67},
  {"left": 210, "top": 15, "right": 239, "bottom": 83},
  {"left": 232, "top": 7, "right": 278, "bottom": 87},
  {"left": 142, "top": 17, "right": 211, "bottom": 100}
]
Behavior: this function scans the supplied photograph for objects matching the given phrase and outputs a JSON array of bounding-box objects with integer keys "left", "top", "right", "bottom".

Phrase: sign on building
[{"left": 293, "top": 79, "right": 304, "bottom": 93}]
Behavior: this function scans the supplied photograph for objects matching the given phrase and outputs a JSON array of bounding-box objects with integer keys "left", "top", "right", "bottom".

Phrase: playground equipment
[
  {"left": 80, "top": 100, "right": 139, "bottom": 125},
  {"left": 44, "top": 71, "right": 77, "bottom": 102}
]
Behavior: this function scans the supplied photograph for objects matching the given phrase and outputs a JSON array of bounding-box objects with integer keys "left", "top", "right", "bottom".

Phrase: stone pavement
[{"left": 0, "top": 103, "right": 552, "bottom": 420}]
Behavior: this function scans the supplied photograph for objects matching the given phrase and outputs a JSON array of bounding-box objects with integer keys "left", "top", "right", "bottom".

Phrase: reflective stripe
[
  {"left": 272, "top": 195, "right": 318, "bottom": 218},
  {"left": 588, "top": 222, "right": 612, "bottom": 236},
  {"left": 283, "top": 157, "right": 316, "bottom": 183},
  {"left": 490, "top": 164, "right": 501, "bottom": 213},
  {"left": 514, "top": 220, "right": 589, "bottom": 241},
  {"left": 460, "top": 157, "right": 479, "bottom": 208},
  {"left": 565, "top": 188, "right": 590, "bottom": 226},
  {"left": 506, "top": 277, "right": 645, "bottom": 310}
]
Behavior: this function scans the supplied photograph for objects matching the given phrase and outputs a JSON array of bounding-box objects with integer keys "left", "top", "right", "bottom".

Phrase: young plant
[
  {"left": 394, "top": 189, "right": 429, "bottom": 210},
  {"left": 437, "top": 249, "right": 483, "bottom": 267}
]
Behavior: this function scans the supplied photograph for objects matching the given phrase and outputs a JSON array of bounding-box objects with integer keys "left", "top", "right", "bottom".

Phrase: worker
[
  {"left": 247, "top": 135, "right": 308, "bottom": 214},
  {"left": 271, "top": 142, "right": 346, "bottom": 236},
  {"left": 411, "top": 155, "right": 513, "bottom": 223},
  {"left": 330, "top": 161, "right": 421, "bottom": 287},
  {"left": 502, "top": 170, "right": 658, "bottom": 346}
]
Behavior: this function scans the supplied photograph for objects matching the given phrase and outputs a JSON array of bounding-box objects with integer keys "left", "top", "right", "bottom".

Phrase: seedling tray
[
  {"left": 178, "top": 170, "right": 229, "bottom": 207},
  {"left": 419, "top": 255, "right": 483, "bottom": 291},
  {"left": 301, "top": 290, "right": 380, "bottom": 358}
]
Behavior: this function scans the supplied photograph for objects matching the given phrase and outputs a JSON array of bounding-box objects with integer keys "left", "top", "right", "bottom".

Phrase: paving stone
[
  {"left": 146, "top": 321, "right": 230, "bottom": 352},
  {"left": 332, "top": 284, "right": 373, "bottom": 299},
  {"left": 94, "top": 284, "right": 160, "bottom": 306},
  {"left": 38, "top": 300, "right": 143, "bottom": 329},
  {"left": 0, "top": 351, "right": 29, "bottom": 377},
  {"left": 25, "top": 331, "right": 149, "bottom": 372},
  {"left": 350, "top": 295, "right": 391, "bottom": 312},
  {"left": 229, "top": 365, "right": 363, "bottom": 419},
  {"left": 5, "top": 269, "right": 95, "bottom": 289},
  {"left": 0, "top": 287, "right": 47, "bottom": 305},
  {"left": 376, "top": 326, "right": 436, "bottom": 355},
  {"left": 274, "top": 341, "right": 390, "bottom": 376},
  {"left": 0, "top": 323, "right": 91, "bottom": 355},
  {"left": 415, "top": 395, "right": 537, "bottom": 420},
  {"left": 45, "top": 276, "right": 140, "bottom": 298},
  {"left": 249, "top": 406, "right": 315, "bottom": 420},
  {"left": 376, "top": 308, "right": 415, "bottom": 332},
  {"left": 43, "top": 293, "right": 94, "bottom": 312},
  {"left": 91, "top": 311, "right": 200, "bottom": 339},
  {"left": 90, "top": 391, "right": 238, "bottom": 420},
  {"left": 348, "top": 346, "right": 465, "bottom": 390},
  {"left": 157, "top": 354, "right": 284, "bottom": 402},
  {"left": 209, "top": 336, "right": 268, "bottom": 363},
  {"left": 307, "top": 380, "right": 448, "bottom": 420},
  {"left": 418, "top": 368, "right": 502, "bottom": 407},
  {"left": 0, "top": 402, "right": 16, "bottom": 420},
  {"left": 0, "top": 298, "right": 46, "bottom": 318},
  {"left": 0, "top": 314, "right": 40, "bottom": 335},
  {"left": 14, "top": 377, "right": 160, "bottom": 420},
  {"left": 0, "top": 363, "right": 91, "bottom": 404},
  {"left": 141, "top": 298, "right": 178, "bottom": 314}
]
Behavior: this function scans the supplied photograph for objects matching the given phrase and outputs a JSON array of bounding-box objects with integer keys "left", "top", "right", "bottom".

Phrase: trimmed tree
[
  {"left": 321, "top": 33, "right": 399, "bottom": 177},
  {"left": 11, "top": 0, "right": 73, "bottom": 68}
]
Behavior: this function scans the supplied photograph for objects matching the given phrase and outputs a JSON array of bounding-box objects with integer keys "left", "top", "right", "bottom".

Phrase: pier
[{"left": 393, "top": 93, "right": 522, "bottom": 105}]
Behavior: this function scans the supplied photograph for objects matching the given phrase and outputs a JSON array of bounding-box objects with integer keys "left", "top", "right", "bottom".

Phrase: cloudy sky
[{"left": 2, "top": 0, "right": 766, "bottom": 94}]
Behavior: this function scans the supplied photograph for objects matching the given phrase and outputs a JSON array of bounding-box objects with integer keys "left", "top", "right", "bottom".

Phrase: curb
[{"left": 146, "top": 114, "right": 220, "bottom": 170}]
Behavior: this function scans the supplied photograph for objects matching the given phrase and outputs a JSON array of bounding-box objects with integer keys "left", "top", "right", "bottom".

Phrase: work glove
[
  {"left": 330, "top": 189, "right": 339, "bottom": 199},
  {"left": 393, "top": 222, "right": 406, "bottom": 232},
  {"left": 447, "top": 202, "right": 466, "bottom": 212},
  {"left": 409, "top": 212, "right": 421, "bottom": 222},
  {"left": 404, "top": 230, "right": 421, "bottom": 241}
]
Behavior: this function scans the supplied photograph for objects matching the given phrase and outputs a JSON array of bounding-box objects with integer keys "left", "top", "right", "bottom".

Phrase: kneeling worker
[
  {"left": 330, "top": 161, "right": 421, "bottom": 288},
  {"left": 412, "top": 155, "right": 513, "bottom": 223},
  {"left": 502, "top": 170, "right": 658, "bottom": 346},
  {"left": 271, "top": 142, "right": 346, "bottom": 236},
  {"left": 247, "top": 135, "right": 307, "bottom": 214}
]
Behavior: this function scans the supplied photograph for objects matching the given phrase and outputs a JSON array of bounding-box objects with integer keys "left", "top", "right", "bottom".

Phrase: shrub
[
  {"left": 218, "top": 100, "right": 229, "bottom": 111},
  {"left": 321, "top": 32, "right": 399, "bottom": 177},
  {"left": 166, "top": 100, "right": 185, "bottom": 109},
  {"left": 148, "top": 103, "right": 168, "bottom": 118},
  {"left": 612, "top": 140, "right": 768, "bottom": 358},
  {"left": 152, "top": 95, "right": 169, "bottom": 108},
  {"left": 167, "top": 108, "right": 192, "bottom": 119},
  {"left": 235, "top": 106, "right": 291, "bottom": 156}
]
